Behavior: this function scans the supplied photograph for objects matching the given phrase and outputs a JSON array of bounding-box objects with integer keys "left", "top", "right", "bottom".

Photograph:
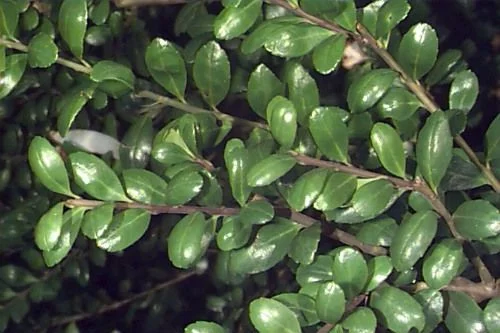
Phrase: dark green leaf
[
  {"left": 28, "top": 32, "right": 58, "bottom": 68},
  {"left": 331, "top": 247, "right": 368, "bottom": 299},
  {"left": 300, "top": 0, "right": 356, "bottom": 31},
  {"left": 58, "top": 0, "right": 87, "bottom": 58},
  {"left": 287, "top": 169, "right": 329, "bottom": 212},
  {"left": 342, "top": 307, "right": 377, "bottom": 333},
  {"left": 445, "top": 291, "right": 487, "bottom": 333},
  {"left": 34, "top": 202, "right": 64, "bottom": 251},
  {"left": 0, "top": 54, "right": 28, "bottom": 99},
  {"left": 426, "top": 49, "right": 463, "bottom": 86},
  {"left": 28, "top": 136, "right": 75, "bottom": 197},
  {"left": 165, "top": 170, "right": 204, "bottom": 205},
  {"left": 485, "top": 114, "right": 500, "bottom": 162},
  {"left": 351, "top": 179, "right": 397, "bottom": 218},
  {"left": 397, "top": 23, "right": 438, "bottom": 79},
  {"left": 239, "top": 200, "right": 274, "bottom": 225},
  {"left": 247, "top": 64, "right": 284, "bottom": 118},
  {"left": 230, "top": 218, "right": 300, "bottom": 275},
  {"left": 453, "top": 200, "right": 500, "bottom": 240},
  {"left": 247, "top": 154, "right": 296, "bottom": 187},
  {"left": 56, "top": 82, "right": 96, "bottom": 136},
  {"left": 185, "top": 321, "right": 225, "bottom": 333},
  {"left": 120, "top": 116, "right": 154, "bottom": 169},
  {"left": 315, "top": 281, "right": 345, "bottom": 324},
  {"left": 216, "top": 216, "right": 251, "bottom": 251},
  {"left": 376, "top": 87, "right": 421, "bottom": 121},
  {"left": 81, "top": 203, "right": 114, "bottom": 239},
  {"left": 224, "top": 139, "right": 251, "bottom": 206},
  {"left": 122, "top": 169, "right": 168, "bottom": 205},
  {"left": 214, "top": 0, "right": 262, "bottom": 40},
  {"left": 145, "top": 38, "right": 186, "bottom": 100},
  {"left": 266, "top": 96, "right": 297, "bottom": 149},
  {"left": 371, "top": 123, "right": 406, "bottom": 177},
  {"left": 356, "top": 217, "right": 397, "bottom": 247},
  {"left": 296, "top": 255, "right": 334, "bottom": 286},
  {"left": 370, "top": 285, "right": 425, "bottom": 333},
  {"left": 174, "top": 1, "right": 207, "bottom": 36},
  {"left": 193, "top": 41, "right": 230, "bottom": 106},
  {"left": 423, "top": 239, "right": 464, "bottom": 289},
  {"left": 347, "top": 69, "right": 397, "bottom": 113},
  {"left": 312, "top": 35, "right": 346, "bottom": 75},
  {"left": 314, "top": 172, "right": 356, "bottom": 211},
  {"left": 449, "top": 70, "right": 478, "bottom": 113},
  {"left": 390, "top": 210, "right": 438, "bottom": 271},
  {"left": 0, "top": 265, "right": 37, "bottom": 288},
  {"left": 272, "top": 293, "right": 319, "bottom": 327},
  {"left": 309, "top": 107, "right": 349, "bottom": 163},
  {"left": 249, "top": 298, "right": 301, "bottom": 333},
  {"left": 441, "top": 148, "right": 488, "bottom": 191},
  {"left": 69, "top": 152, "right": 130, "bottom": 202},
  {"left": 97, "top": 209, "right": 151, "bottom": 252},
  {"left": 376, "top": 0, "right": 411, "bottom": 37},
  {"left": 90, "top": 0, "right": 110, "bottom": 25},
  {"left": 414, "top": 289, "right": 444, "bottom": 333},
  {"left": 0, "top": 1, "right": 19, "bottom": 38},
  {"left": 484, "top": 298, "right": 500, "bottom": 333},
  {"left": 289, "top": 225, "right": 321, "bottom": 265},
  {"left": 285, "top": 62, "right": 320, "bottom": 125},
  {"left": 90, "top": 60, "right": 135, "bottom": 98},
  {"left": 364, "top": 256, "right": 393, "bottom": 292},
  {"left": 416, "top": 111, "right": 453, "bottom": 192},
  {"left": 168, "top": 212, "right": 211, "bottom": 269},
  {"left": 240, "top": 17, "right": 302, "bottom": 54}
]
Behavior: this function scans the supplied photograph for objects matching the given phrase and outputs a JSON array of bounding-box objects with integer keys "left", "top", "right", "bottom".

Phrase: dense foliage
[{"left": 0, "top": 0, "right": 499, "bottom": 332}]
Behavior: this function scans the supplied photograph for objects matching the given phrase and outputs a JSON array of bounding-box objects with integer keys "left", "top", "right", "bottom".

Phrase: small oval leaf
[{"left": 247, "top": 154, "right": 296, "bottom": 187}]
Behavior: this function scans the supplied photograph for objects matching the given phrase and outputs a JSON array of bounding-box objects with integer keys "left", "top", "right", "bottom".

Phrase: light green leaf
[
  {"left": 356, "top": 217, "right": 397, "bottom": 247},
  {"left": 89, "top": 0, "right": 110, "bottom": 25},
  {"left": 90, "top": 60, "right": 135, "bottom": 98},
  {"left": 239, "top": 200, "right": 274, "bottom": 225},
  {"left": 288, "top": 225, "right": 321, "bottom": 265},
  {"left": 390, "top": 210, "right": 438, "bottom": 271},
  {"left": 351, "top": 179, "right": 396, "bottom": 218},
  {"left": 122, "top": 169, "right": 168, "bottom": 205},
  {"left": 0, "top": 54, "right": 28, "bottom": 99},
  {"left": 266, "top": 96, "right": 297, "bottom": 149},
  {"left": 347, "top": 69, "right": 397, "bottom": 113},
  {"left": 312, "top": 34, "right": 346, "bottom": 75},
  {"left": 193, "top": 41, "right": 230, "bottom": 107},
  {"left": 145, "top": 38, "right": 187, "bottom": 100},
  {"left": 397, "top": 23, "right": 438, "bottom": 79},
  {"left": 485, "top": 114, "right": 500, "bottom": 162},
  {"left": 28, "top": 136, "right": 75, "bottom": 197},
  {"left": 58, "top": 0, "right": 87, "bottom": 59},
  {"left": 370, "top": 122, "right": 406, "bottom": 178},
  {"left": 287, "top": 169, "right": 329, "bottom": 212},
  {"left": 416, "top": 111, "right": 453, "bottom": 192},
  {"left": 364, "top": 256, "right": 393, "bottom": 292},
  {"left": 216, "top": 216, "right": 251, "bottom": 251},
  {"left": 69, "top": 152, "right": 130, "bottom": 202},
  {"left": 185, "top": 321, "right": 225, "bottom": 333},
  {"left": 249, "top": 298, "right": 301, "bottom": 333},
  {"left": 309, "top": 107, "right": 349, "bottom": 163},
  {"left": 331, "top": 247, "right": 368, "bottom": 299},
  {"left": 423, "top": 239, "right": 464, "bottom": 289},
  {"left": 97, "top": 208, "right": 151, "bottom": 252},
  {"left": 453, "top": 200, "right": 500, "bottom": 240},
  {"left": 0, "top": 0, "right": 19, "bottom": 38},
  {"left": 28, "top": 32, "right": 58, "bottom": 68},
  {"left": 34, "top": 203, "right": 65, "bottom": 251},
  {"left": 224, "top": 139, "right": 252, "bottom": 206},
  {"left": 316, "top": 281, "right": 345, "bottom": 324},
  {"left": 484, "top": 298, "right": 500, "bottom": 333},
  {"left": 214, "top": 0, "right": 262, "bottom": 40},
  {"left": 247, "top": 154, "right": 296, "bottom": 187},
  {"left": 247, "top": 64, "right": 284, "bottom": 118},
  {"left": 376, "top": 87, "right": 421, "bottom": 120},
  {"left": 449, "top": 70, "right": 478, "bottom": 113},
  {"left": 342, "top": 307, "right": 377, "bottom": 333},
  {"left": 165, "top": 170, "right": 204, "bottom": 205},
  {"left": 414, "top": 289, "right": 444, "bottom": 333},
  {"left": 296, "top": 255, "right": 334, "bottom": 286},
  {"left": 313, "top": 172, "right": 357, "bottom": 211},
  {"left": 81, "top": 203, "right": 114, "bottom": 239},
  {"left": 285, "top": 62, "right": 320, "bottom": 125},
  {"left": 445, "top": 291, "right": 487, "bottom": 333},
  {"left": 272, "top": 293, "right": 319, "bottom": 327}
]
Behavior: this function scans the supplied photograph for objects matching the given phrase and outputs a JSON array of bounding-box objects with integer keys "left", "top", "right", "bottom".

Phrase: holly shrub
[{"left": 0, "top": 0, "right": 499, "bottom": 332}]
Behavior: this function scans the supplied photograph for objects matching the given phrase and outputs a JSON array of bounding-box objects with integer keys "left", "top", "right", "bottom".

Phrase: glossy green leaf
[
  {"left": 122, "top": 169, "right": 168, "bottom": 205},
  {"left": 185, "top": 321, "right": 225, "bottom": 333},
  {"left": 145, "top": 38, "right": 186, "bottom": 100},
  {"left": 370, "top": 123, "right": 406, "bottom": 177},
  {"left": 364, "top": 256, "right": 393, "bottom": 292},
  {"left": 81, "top": 203, "right": 113, "bottom": 239},
  {"left": 216, "top": 216, "right": 251, "bottom": 251},
  {"left": 289, "top": 225, "right": 321, "bottom": 265},
  {"left": 0, "top": 1, "right": 19, "bottom": 38},
  {"left": 449, "top": 70, "right": 478, "bottom": 113},
  {"left": 239, "top": 200, "right": 274, "bottom": 225},
  {"left": 69, "top": 152, "right": 130, "bottom": 202},
  {"left": 224, "top": 139, "right": 251, "bottom": 206},
  {"left": 230, "top": 218, "right": 300, "bottom": 275},
  {"left": 296, "top": 255, "right": 334, "bottom": 286},
  {"left": 312, "top": 34, "right": 346, "bottom": 75},
  {"left": 390, "top": 210, "right": 438, "bottom": 271},
  {"left": 90, "top": 60, "right": 135, "bottom": 98},
  {"left": 34, "top": 202, "right": 64, "bottom": 252},
  {"left": 342, "top": 307, "right": 377, "bottom": 333},
  {"left": 423, "top": 239, "right": 464, "bottom": 289},
  {"left": 485, "top": 114, "right": 500, "bottom": 162},
  {"left": 97, "top": 208, "right": 150, "bottom": 252},
  {"left": 309, "top": 107, "right": 349, "bottom": 163},
  {"left": 58, "top": 0, "right": 87, "bottom": 58},
  {"left": 214, "top": 0, "right": 261, "bottom": 40},
  {"left": 376, "top": 87, "right": 421, "bottom": 121},
  {"left": 247, "top": 64, "right": 283, "bottom": 118},
  {"left": 331, "top": 247, "right": 368, "bottom": 299},
  {"left": 90, "top": 0, "right": 110, "bottom": 25},
  {"left": 484, "top": 298, "right": 500, "bottom": 333},
  {"left": 445, "top": 291, "right": 487, "bottom": 333},
  {"left": 165, "top": 170, "right": 204, "bottom": 205},
  {"left": 315, "top": 281, "right": 345, "bottom": 324},
  {"left": 174, "top": 1, "right": 207, "bottom": 35},
  {"left": 247, "top": 154, "right": 296, "bottom": 187},
  {"left": 370, "top": 285, "right": 425, "bottom": 333},
  {"left": 152, "top": 141, "right": 195, "bottom": 166},
  {"left": 56, "top": 82, "right": 96, "bottom": 136},
  {"left": 351, "top": 179, "right": 396, "bottom": 218},
  {"left": 413, "top": 289, "right": 444, "bottom": 333},
  {"left": 376, "top": 0, "right": 411, "bottom": 37},
  {"left": 426, "top": 49, "right": 463, "bottom": 86},
  {"left": 168, "top": 212, "right": 211, "bottom": 269},
  {"left": 193, "top": 41, "right": 230, "bottom": 106},
  {"left": 286, "top": 62, "right": 320, "bottom": 125},
  {"left": 398, "top": 23, "right": 438, "bottom": 79},
  {"left": 408, "top": 191, "right": 433, "bottom": 212},
  {"left": 453, "top": 200, "right": 500, "bottom": 240},
  {"left": 272, "top": 293, "right": 319, "bottom": 327},
  {"left": 300, "top": 0, "right": 356, "bottom": 31},
  {"left": 356, "top": 217, "right": 396, "bottom": 247},
  {"left": 0, "top": 54, "right": 28, "bottom": 99},
  {"left": 287, "top": 169, "right": 329, "bottom": 212},
  {"left": 347, "top": 69, "right": 397, "bottom": 113},
  {"left": 27, "top": 32, "right": 58, "bottom": 68},
  {"left": 240, "top": 17, "right": 301, "bottom": 54},
  {"left": 416, "top": 111, "right": 453, "bottom": 192},
  {"left": 43, "top": 208, "right": 86, "bottom": 267},
  {"left": 266, "top": 96, "right": 297, "bottom": 149},
  {"left": 120, "top": 116, "right": 154, "bottom": 169},
  {"left": 441, "top": 148, "right": 488, "bottom": 191},
  {"left": 28, "top": 136, "right": 75, "bottom": 197},
  {"left": 249, "top": 298, "right": 301, "bottom": 333},
  {"left": 314, "top": 172, "right": 356, "bottom": 211}
]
